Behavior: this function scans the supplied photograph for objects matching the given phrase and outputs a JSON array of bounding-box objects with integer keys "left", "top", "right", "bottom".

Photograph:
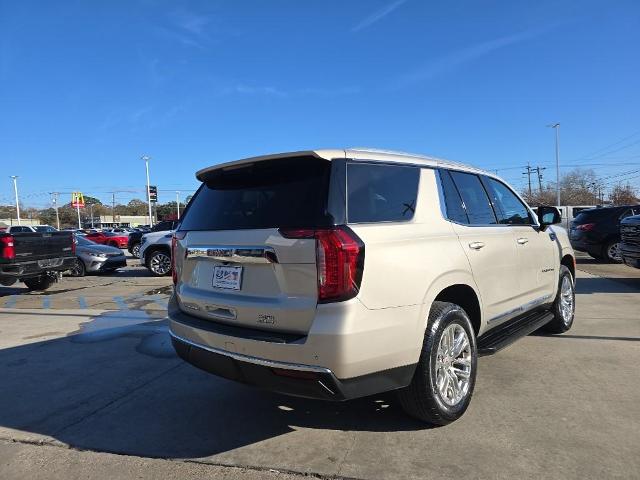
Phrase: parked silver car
[{"left": 69, "top": 235, "right": 127, "bottom": 276}]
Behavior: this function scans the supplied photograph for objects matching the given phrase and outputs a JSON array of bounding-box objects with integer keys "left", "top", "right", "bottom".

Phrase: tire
[
  {"left": 603, "top": 240, "right": 623, "bottom": 263},
  {"left": 397, "top": 301, "right": 477, "bottom": 425},
  {"left": 146, "top": 250, "right": 172, "bottom": 276},
  {"left": 23, "top": 276, "right": 55, "bottom": 291},
  {"left": 69, "top": 258, "right": 86, "bottom": 277},
  {"left": 131, "top": 242, "right": 141, "bottom": 258},
  {"left": 543, "top": 265, "right": 575, "bottom": 334}
]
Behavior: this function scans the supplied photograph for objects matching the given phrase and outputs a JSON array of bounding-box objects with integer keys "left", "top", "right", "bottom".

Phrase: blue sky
[{"left": 1, "top": 0, "right": 639, "bottom": 208}]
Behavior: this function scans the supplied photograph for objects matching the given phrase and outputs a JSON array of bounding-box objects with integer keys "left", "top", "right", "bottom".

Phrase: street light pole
[
  {"left": 142, "top": 155, "right": 153, "bottom": 227},
  {"left": 10, "top": 176, "right": 21, "bottom": 225},
  {"left": 50, "top": 192, "right": 60, "bottom": 229},
  {"left": 547, "top": 123, "right": 561, "bottom": 206},
  {"left": 176, "top": 191, "right": 180, "bottom": 219}
]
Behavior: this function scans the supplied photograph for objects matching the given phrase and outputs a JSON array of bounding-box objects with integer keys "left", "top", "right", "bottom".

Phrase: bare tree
[{"left": 609, "top": 184, "right": 639, "bottom": 205}]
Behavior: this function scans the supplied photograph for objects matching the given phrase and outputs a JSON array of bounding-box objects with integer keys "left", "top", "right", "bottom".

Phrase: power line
[{"left": 570, "top": 128, "right": 640, "bottom": 162}]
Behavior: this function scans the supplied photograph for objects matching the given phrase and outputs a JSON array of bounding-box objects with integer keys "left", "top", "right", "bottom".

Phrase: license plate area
[
  {"left": 212, "top": 265, "right": 243, "bottom": 290},
  {"left": 38, "top": 258, "right": 63, "bottom": 268}
]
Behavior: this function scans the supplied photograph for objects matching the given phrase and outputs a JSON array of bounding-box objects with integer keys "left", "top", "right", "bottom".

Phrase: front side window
[
  {"left": 448, "top": 171, "right": 497, "bottom": 225},
  {"left": 484, "top": 177, "right": 532, "bottom": 225},
  {"left": 347, "top": 163, "right": 419, "bottom": 223}
]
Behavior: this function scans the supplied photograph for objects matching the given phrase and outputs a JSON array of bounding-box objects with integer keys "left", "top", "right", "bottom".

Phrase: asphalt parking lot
[{"left": 0, "top": 254, "right": 638, "bottom": 479}]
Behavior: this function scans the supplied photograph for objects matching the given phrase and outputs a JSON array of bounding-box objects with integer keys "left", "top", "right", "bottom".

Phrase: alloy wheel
[
  {"left": 132, "top": 243, "right": 141, "bottom": 258},
  {"left": 559, "top": 275, "right": 574, "bottom": 325},
  {"left": 607, "top": 242, "right": 622, "bottom": 262},
  {"left": 150, "top": 252, "right": 171, "bottom": 275},
  {"left": 435, "top": 324, "right": 472, "bottom": 406}
]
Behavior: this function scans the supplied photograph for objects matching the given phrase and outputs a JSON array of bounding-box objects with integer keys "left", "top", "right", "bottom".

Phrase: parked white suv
[
  {"left": 140, "top": 230, "right": 174, "bottom": 276},
  {"left": 169, "top": 149, "right": 576, "bottom": 425}
]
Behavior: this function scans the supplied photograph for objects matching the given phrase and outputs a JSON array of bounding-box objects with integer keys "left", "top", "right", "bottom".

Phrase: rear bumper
[
  {"left": 0, "top": 256, "right": 76, "bottom": 278},
  {"left": 170, "top": 331, "right": 414, "bottom": 401},
  {"left": 168, "top": 295, "right": 419, "bottom": 400},
  {"left": 569, "top": 237, "right": 602, "bottom": 254}
]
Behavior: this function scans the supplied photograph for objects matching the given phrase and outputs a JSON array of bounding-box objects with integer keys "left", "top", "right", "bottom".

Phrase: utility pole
[
  {"left": 176, "top": 191, "right": 180, "bottom": 219},
  {"left": 50, "top": 192, "right": 60, "bottom": 229},
  {"left": 89, "top": 203, "right": 95, "bottom": 228},
  {"left": 547, "top": 123, "right": 561, "bottom": 206},
  {"left": 532, "top": 166, "right": 546, "bottom": 193},
  {"left": 112, "top": 192, "right": 116, "bottom": 225},
  {"left": 142, "top": 155, "right": 153, "bottom": 227},
  {"left": 10, "top": 176, "right": 21, "bottom": 225},
  {"left": 523, "top": 163, "right": 533, "bottom": 197}
]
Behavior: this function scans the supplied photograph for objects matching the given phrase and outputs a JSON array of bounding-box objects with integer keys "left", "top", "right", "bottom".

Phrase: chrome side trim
[
  {"left": 169, "top": 330, "right": 332, "bottom": 374},
  {"left": 185, "top": 246, "right": 278, "bottom": 264},
  {"left": 488, "top": 294, "right": 553, "bottom": 324}
]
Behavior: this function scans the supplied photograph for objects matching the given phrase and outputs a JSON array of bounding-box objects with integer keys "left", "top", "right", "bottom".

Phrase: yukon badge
[{"left": 257, "top": 314, "right": 276, "bottom": 325}]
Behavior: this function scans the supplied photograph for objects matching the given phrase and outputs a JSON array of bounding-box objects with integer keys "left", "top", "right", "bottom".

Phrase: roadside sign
[
  {"left": 148, "top": 185, "right": 158, "bottom": 203},
  {"left": 71, "top": 192, "right": 85, "bottom": 208}
]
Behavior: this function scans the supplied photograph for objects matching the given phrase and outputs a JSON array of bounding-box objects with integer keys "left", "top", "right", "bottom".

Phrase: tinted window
[
  {"left": 152, "top": 221, "right": 174, "bottom": 232},
  {"left": 449, "top": 171, "right": 497, "bottom": 225},
  {"left": 179, "top": 157, "right": 332, "bottom": 231},
  {"left": 574, "top": 208, "right": 616, "bottom": 224},
  {"left": 347, "top": 163, "right": 419, "bottom": 223},
  {"left": 484, "top": 177, "right": 532, "bottom": 225},
  {"left": 620, "top": 209, "right": 634, "bottom": 220},
  {"left": 439, "top": 170, "right": 469, "bottom": 223},
  {"left": 76, "top": 236, "right": 97, "bottom": 246}
]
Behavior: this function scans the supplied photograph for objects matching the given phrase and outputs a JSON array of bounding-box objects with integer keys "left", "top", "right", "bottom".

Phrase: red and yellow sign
[{"left": 71, "top": 192, "right": 85, "bottom": 208}]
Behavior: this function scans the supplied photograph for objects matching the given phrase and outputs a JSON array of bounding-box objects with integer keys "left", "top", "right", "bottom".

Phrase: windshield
[{"left": 76, "top": 236, "right": 97, "bottom": 246}]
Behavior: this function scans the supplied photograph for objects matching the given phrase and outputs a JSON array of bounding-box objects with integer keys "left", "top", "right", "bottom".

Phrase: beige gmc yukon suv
[{"left": 169, "top": 148, "right": 576, "bottom": 425}]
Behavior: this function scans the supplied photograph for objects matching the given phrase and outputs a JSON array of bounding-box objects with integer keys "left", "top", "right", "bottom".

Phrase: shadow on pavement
[
  {"left": 0, "top": 311, "right": 425, "bottom": 459},
  {"left": 575, "top": 276, "right": 640, "bottom": 294}
]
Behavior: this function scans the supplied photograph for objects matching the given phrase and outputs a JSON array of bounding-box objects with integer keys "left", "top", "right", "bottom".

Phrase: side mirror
[{"left": 537, "top": 206, "right": 561, "bottom": 230}]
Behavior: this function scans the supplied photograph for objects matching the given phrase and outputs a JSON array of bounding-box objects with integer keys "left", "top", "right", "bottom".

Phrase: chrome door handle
[
  {"left": 517, "top": 238, "right": 529, "bottom": 245},
  {"left": 469, "top": 242, "right": 485, "bottom": 250}
]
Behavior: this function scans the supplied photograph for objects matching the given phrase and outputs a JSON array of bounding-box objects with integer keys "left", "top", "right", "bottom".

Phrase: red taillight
[
  {"left": 0, "top": 236, "right": 15, "bottom": 260},
  {"left": 279, "top": 226, "right": 365, "bottom": 303},
  {"left": 71, "top": 236, "right": 76, "bottom": 255},
  {"left": 576, "top": 223, "right": 595, "bottom": 231},
  {"left": 171, "top": 231, "right": 187, "bottom": 285}
]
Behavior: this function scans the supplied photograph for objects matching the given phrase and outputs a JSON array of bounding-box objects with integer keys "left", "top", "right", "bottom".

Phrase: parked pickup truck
[{"left": 0, "top": 231, "right": 76, "bottom": 290}]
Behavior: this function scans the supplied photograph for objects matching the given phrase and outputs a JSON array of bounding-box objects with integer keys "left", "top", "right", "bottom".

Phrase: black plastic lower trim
[
  {"left": 170, "top": 334, "right": 416, "bottom": 401},
  {"left": 478, "top": 307, "right": 554, "bottom": 356}
]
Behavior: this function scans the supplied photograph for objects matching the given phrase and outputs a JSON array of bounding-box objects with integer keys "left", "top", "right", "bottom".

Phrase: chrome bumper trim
[
  {"left": 169, "top": 330, "right": 332, "bottom": 374},
  {"left": 185, "top": 246, "right": 278, "bottom": 264}
]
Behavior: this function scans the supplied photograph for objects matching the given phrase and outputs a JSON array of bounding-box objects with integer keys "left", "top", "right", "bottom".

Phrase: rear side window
[
  {"left": 574, "top": 209, "right": 610, "bottom": 224},
  {"left": 439, "top": 170, "right": 469, "bottom": 224},
  {"left": 347, "top": 163, "right": 419, "bottom": 223},
  {"left": 483, "top": 177, "right": 532, "bottom": 225},
  {"left": 179, "top": 157, "right": 332, "bottom": 231},
  {"left": 448, "top": 171, "right": 497, "bottom": 225}
]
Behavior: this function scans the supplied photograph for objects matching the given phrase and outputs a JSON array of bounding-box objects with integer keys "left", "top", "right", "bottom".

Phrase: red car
[{"left": 84, "top": 231, "right": 128, "bottom": 249}]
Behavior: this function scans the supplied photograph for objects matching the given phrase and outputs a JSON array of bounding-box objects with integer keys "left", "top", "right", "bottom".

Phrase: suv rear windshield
[
  {"left": 179, "top": 157, "right": 332, "bottom": 231},
  {"left": 573, "top": 209, "right": 616, "bottom": 223}
]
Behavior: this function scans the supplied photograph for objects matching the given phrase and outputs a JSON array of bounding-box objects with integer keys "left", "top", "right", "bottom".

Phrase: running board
[{"left": 478, "top": 310, "right": 555, "bottom": 356}]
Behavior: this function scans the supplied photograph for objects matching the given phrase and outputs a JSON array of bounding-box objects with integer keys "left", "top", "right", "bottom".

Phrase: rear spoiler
[{"left": 195, "top": 150, "right": 344, "bottom": 182}]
